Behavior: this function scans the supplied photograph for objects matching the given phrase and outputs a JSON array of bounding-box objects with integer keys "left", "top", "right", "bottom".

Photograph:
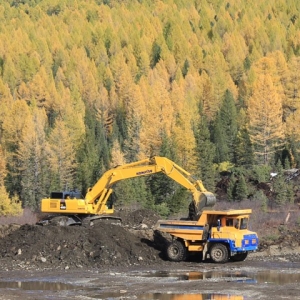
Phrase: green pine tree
[
  {"left": 227, "top": 176, "right": 236, "bottom": 201},
  {"left": 235, "top": 174, "right": 248, "bottom": 201},
  {"left": 286, "top": 182, "right": 295, "bottom": 204},
  {"left": 77, "top": 107, "right": 109, "bottom": 195},
  {"left": 212, "top": 91, "right": 238, "bottom": 164},
  {"left": 234, "top": 127, "right": 254, "bottom": 166},
  {"left": 212, "top": 112, "right": 228, "bottom": 163},
  {"left": 272, "top": 162, "right": 287, "bottom": 206},
  {"left": 148, "top": 131, "right": 177, "bottom": 210},
  {"left": 220, "top": 90, "right": 238, "bottom": 162},
  {"left": 252, "top": 190, "right": 268, "bottom": 212},
  {"left": 195, "top": 109, "right": 216, "bottom": 191}
]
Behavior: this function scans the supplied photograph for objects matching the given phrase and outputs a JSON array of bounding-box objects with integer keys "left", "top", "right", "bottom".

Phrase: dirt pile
[
  {"left": 0, "top": 209, "right": 167, "bottom": 270},
  {"left": 0, "top": 224, "right": 21, "bottom": 239},
  {"left": 259, "top": 228, "right": 300, "bottom": 251},
  {"left": 1, "top": 208, "right": 299, "bottom": 271}
]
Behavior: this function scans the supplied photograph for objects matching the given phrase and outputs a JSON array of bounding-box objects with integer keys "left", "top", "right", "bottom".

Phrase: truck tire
[
  {"left": 231, "top": 252, "right": 248, "bottom": 262},
  {"left": 166, "top": 240, "right": 187, "bottom": 262},
  {"left": 210, "top": 243, "right": 229, "bottom": 263}
]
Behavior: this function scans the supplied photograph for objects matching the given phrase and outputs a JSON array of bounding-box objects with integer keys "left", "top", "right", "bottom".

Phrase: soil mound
[
  {"left": 1, "top": 208, "right": 299, "bottom": 271},
  {"left": 0, "top": 209, "right": 166, "bottom": 270},
  {"left": 118, "top": 208, "right": 160, "bottom": 228}
]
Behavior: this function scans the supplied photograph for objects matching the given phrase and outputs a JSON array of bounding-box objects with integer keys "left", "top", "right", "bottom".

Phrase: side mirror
[{"left": 217, "top": 219, "right": 221, "bottom": 231}]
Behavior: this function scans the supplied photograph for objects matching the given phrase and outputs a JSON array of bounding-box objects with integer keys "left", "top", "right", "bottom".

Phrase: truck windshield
[
  {"left": 226, "top": 218, "right": 239, "bottom": 228},
  {"left": 240, "top": 217, "right": 248, "bottom": 229},
  {"left": 225, "top": 217, "right": 248, "bottom": 229}
]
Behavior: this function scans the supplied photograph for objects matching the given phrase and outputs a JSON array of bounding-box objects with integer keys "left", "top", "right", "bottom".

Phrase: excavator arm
[{"left": 85, "top": 156, "right": 216, "bottom": 219}]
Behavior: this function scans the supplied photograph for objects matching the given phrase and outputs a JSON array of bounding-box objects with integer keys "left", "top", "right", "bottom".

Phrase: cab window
[
  {"left": 234, "top": 219, "right": 240, "bottom": 229},
  {"left": 226, "top": 218, "right": 234, "bottom": 226},
  {"left": 226, "top": 218, "right": 239, "bottom": 228},
  {"left": 240, "top": 218, "right": 248, "bottom": 229}
]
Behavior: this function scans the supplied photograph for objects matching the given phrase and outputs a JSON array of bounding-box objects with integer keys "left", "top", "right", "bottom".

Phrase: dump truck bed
[{"left": 155, "top": 220, "right": 206, "bottom": 241}]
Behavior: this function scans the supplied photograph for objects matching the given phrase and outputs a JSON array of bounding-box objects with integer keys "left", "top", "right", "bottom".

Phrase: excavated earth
[
  {"left": 0, "top": 209, "right": 300, "bottom": 299},
  {"left": 0, "top": 209, "right": 165, "bottom": 270}
]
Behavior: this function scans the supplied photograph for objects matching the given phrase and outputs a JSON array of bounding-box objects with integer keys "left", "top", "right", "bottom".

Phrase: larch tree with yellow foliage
[
  {"left": 0, "top": 146, "right": 22, "bottom": 216},
  {"left": 16, "top": 108, "right": 49, "bottom": 209},
  {"left": 247, "top": 74, "right": 285, "bottom": 165},
  {"left": 47, "top": 119, "right": 77, "bottom": 191}
]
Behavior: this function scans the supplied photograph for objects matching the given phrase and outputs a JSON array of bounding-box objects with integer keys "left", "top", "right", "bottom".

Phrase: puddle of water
[
  {"left": 255, "top": 271, "right": 300, "bottom": 285},
  {"left": 133, "top": 293, "right": 244, "bottom": 300},
  {"left": 142, "top": 270, "right": 300, "bottom": 285},
  {"left": 91, "top": 293, "right": 244, "bottom": 300},
  {"left": 0, "top": 269, "right": 299, "bottom": 299},
  {"left": 0, "top": 281, "right": 75, "bottom": 291}
]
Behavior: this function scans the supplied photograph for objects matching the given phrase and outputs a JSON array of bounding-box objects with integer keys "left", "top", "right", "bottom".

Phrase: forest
[{"left": 0, "top": 0, "right": 300, "bottom": 217}]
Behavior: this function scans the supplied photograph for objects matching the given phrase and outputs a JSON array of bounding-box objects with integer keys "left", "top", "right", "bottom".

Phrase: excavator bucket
[{"left": 189, "top": 191, "right": 216, "bottom": 220}]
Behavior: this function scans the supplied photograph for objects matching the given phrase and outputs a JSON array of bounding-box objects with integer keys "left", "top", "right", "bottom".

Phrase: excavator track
[
  {"left": 82, "top": 215, "right": 122, "bottom": 227},
  {"left": 37, "top": 214, "right": 122, "bottom": 227}
]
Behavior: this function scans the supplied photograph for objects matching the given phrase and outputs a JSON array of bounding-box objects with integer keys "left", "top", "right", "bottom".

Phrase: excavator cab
[{"left": 50, "top": 190, "right": 82, "bottom": 200}]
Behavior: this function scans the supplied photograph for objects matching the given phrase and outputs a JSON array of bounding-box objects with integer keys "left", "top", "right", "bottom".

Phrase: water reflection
[
  {"left": 255, "top": 270, "right": 300, "bottom": 284},
  {"left": 143, "top": 270, "right": 300, "bottom": 284},
  {"left": 139, "top": 293, "right": 244, "bottom": 300},
  {"left": 90, "top": 293, "right": 244, "bottom": 300},
  {"left": 0, "top": 281, "right": 74, "bottom": 290}
]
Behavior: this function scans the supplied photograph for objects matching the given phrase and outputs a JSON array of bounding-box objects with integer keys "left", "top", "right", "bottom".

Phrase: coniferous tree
[
  {"left": 227, "top": 176, "right": 236, "bottom": 201},
  {"left": 212, "top": 90, "right": 237, "bottom": 164},
  {"left": 17, "top": 108, "right": 49, "bottom": 208},
  {"left": 221, "top": 90, "right": 238, "bottom": 161},
  {"left": 234, "top": 127, "right": 254, "bottom": 166},
  {"left": 235, "top": 174, "right": 248, "bottom": 201},
  {"left": 148, "top": 131, "right": 177, "bottom": 208},
  {"left": 0, "top": 146, "right": 21, "bottom": 216},
  {"left": 1, "top": 0, "right": 300, "bottom": 211},
  {"left": 272, "top": 162, "right": 287, "bottom": 206},
  {"left": 48, "top": 119, "right": 77, "bottom": 191},
  {"left": 252, "top": 190, "right": 268, "bottom": 212},
  {"left": 77, "top": 106, "right": 109, "bottom": 194},
  {"left": 195, "top": 107, "right": 216, "bottom": 191},
  {"left": 2, "top": 100, "right": 32, "bottom": 199},
  {"left": 123, "top": 86, "right": 144, "bottom": 162},
  {"left": 286, "top": 182, "right": 295, "bottom": 204},
  {"left": 248, "top": 74, "right": 284, "bottom": 165},
  {"left": 212, "top": 112, "right": 228, "bottom": 163}
]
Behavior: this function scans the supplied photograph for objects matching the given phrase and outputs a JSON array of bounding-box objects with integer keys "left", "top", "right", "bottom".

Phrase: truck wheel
[
  {"left": 231, "top": 252, "right": 248, "bottom": 262},
  {"left": 166, "top": 240, "right": 187, "bottom": 262},
  {"left": 210, "top": 243, "right": 229, "bottom": 263}
]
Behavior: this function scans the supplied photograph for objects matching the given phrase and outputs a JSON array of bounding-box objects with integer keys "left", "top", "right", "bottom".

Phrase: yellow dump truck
[{"left": 155, "top": 209, "right": 258, "bottom": 263}]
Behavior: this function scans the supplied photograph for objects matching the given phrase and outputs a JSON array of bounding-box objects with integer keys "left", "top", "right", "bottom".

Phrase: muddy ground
[{"left": 0, "top": 209, "right": 300, "bottom": 299}]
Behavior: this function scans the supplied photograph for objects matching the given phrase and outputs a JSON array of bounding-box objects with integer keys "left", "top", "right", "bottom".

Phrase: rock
[{"left": 139, "top": 224, "right": 148, "bottom": 229}]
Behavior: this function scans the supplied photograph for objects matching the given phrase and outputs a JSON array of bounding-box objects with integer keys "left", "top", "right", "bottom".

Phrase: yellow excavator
[{"left": 38, "top": 156, "right": 216, "bottom": 226}]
